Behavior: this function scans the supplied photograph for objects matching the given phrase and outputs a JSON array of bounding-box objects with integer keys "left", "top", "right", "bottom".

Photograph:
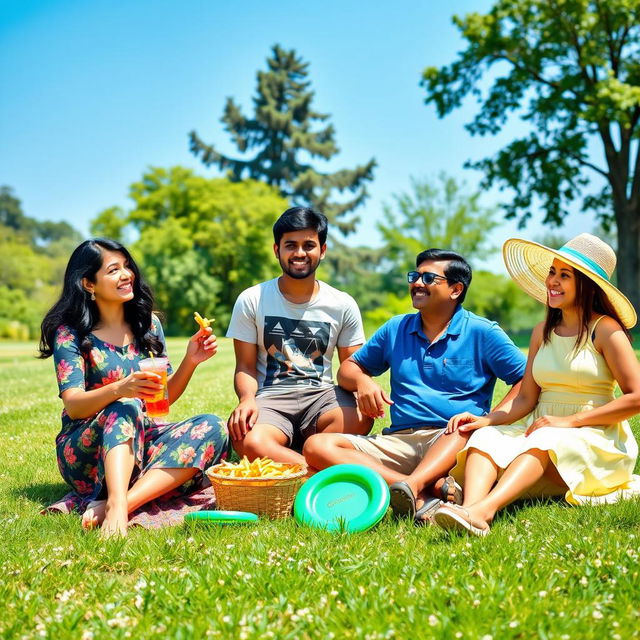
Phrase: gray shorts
[
  {"left": 339, "top": 428, "right": 444, "bottom": 474},
  {"left": 256, "top": 385, "right": 357, "bottom": 447}
]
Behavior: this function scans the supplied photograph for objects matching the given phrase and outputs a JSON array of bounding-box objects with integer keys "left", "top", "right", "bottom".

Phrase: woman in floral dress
[{"left": 40, "top": 238, "right": 229, "bottom": 537}]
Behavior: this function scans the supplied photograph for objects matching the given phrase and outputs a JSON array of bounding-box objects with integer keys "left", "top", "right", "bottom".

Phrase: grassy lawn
[{"left": 1, "top": 337, "right": 639, "bottom": 639}]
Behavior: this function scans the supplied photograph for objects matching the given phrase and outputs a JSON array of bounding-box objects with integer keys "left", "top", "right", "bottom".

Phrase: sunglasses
[{"left": 407, "top": 271, "right": 450, "bottom": 285}]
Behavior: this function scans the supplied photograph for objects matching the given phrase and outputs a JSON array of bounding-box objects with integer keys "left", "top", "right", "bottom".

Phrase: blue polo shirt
[{"left": 352, "top": 305, "right": 526, "bottom": 432}]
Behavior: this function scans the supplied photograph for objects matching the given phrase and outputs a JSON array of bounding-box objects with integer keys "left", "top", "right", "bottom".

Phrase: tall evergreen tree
[{"left": 189, "top": 45, "right": 376, "bottom": 234}]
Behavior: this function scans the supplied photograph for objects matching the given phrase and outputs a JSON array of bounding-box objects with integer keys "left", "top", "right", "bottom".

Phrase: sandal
[
  {"left": 414, "top": 497, "right": 441, "bottom": 526},
  {"left": 440, "top": 475, "right": 463, "bottom": 505},
  {"left": 389, "top": 481, "right": 416, "bottom": 519},
  {"left": 432, "top": 504, "right": 490, "bottom": 537}
]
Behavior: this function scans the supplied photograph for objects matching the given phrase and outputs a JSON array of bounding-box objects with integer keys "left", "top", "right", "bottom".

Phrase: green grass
[{"left": 1, "top": 338, "right": 639, "bottom": 639}]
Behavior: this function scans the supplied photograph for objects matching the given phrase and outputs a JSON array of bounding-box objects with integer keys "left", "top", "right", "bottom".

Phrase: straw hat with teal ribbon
[{"left": 503, "top": 233, "right": 637, "bottom": 329}]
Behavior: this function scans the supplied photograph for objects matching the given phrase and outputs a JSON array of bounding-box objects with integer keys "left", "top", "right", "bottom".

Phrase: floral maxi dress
[{"left": 52, "top": 321, "right": 229, "bottom": 507}]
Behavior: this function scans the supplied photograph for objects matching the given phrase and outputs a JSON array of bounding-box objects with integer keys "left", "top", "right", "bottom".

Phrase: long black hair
[
  {"left": 542, "top": 268, "right": 632, "bottom": 347},
  {"left": 39, "top": 238, "right": 164, "bottom": 358}
]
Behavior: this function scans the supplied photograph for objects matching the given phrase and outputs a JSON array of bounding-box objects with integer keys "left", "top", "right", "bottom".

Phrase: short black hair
[
  {"left": 273, "top": 206, "right": 328, "bottom": 246},
  {"left": 415, "top": 248, "right": 472, "bottom": 303}
]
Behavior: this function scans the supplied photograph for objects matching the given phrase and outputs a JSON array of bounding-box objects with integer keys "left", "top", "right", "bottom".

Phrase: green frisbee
[
  {"left": 294, "top": 464, "right": 390, "bottom": 533},
  {"left": 184, "top": 510, "right": 258, "bottom": 525}
]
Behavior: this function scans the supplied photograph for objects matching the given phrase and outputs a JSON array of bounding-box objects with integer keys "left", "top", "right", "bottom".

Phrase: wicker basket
[{"left": 206, "top": 463, "right": 307, "bottom": 519}]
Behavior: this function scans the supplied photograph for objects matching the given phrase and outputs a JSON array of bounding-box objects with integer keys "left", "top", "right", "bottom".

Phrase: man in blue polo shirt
[{"left": 303, "top": 248, "right": 526, "bottom": 521}]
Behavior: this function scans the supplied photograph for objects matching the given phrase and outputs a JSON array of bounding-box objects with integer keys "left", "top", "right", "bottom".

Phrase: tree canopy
[
  {"left": 377, "top": 174, "right": 499, "bottom": 274},
  {"left": 422, "top": 0, "right": 640, "bottom": 311},
  {"left": 189, "top": 44, "right": 376, "bottom": 235},
  {"left": 0, "top": 186, "right": 83, "bottom": 339},
  {"left": 92, "top": 167, "right": 289, "bottom": 334},
  {"left": 359, "top": 175, "right": 537, "bottom": 333}
]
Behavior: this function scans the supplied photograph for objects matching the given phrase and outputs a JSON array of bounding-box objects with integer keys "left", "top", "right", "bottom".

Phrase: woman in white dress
[{"left": 432, "top": 234, "right": 640, "bottom": 536}]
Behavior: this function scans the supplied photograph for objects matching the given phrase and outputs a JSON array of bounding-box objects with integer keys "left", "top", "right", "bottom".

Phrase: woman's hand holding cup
[{"left": 117, "top": 370, "right": 164, "bottom": 399}]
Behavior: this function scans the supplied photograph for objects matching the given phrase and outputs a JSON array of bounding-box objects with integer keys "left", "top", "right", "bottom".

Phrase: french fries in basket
[{"left": 211, "top": 456, "right": 304, "bottom": 478}]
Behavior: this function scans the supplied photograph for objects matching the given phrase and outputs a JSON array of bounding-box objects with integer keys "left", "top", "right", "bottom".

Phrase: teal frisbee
[
  {"left": 184, "top": 510, "right": 258, "bottom": 525},
  {"left": 294, "top": 464, "right": 390, "bottom": 532}
]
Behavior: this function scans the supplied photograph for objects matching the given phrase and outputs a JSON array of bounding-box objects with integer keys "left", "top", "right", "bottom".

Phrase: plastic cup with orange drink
[{"left": 138, "top": 357, "right": 170, "bottom": 418}]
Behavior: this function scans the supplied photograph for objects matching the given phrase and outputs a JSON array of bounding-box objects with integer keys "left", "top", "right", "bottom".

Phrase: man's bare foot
[
  {"left": 81, "top": 500, "right": 107, "bottom": 530},
  {"left": 414, "top": 488, "right": 432, "bottom": 512},
  {"left": 100, "top": 500, "right": 129, "bottom": 539}
]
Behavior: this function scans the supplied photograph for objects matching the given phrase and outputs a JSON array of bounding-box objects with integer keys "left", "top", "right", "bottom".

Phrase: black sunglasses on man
[{"left": 407, "top": 271, "right": 452, "bottom": 285}]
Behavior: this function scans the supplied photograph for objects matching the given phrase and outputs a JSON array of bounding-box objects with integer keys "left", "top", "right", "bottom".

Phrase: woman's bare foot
[
  {"left": 81, "top": 500, "right": 107, "bottom": 530},
  {"left": 433, "top": 504, "right": 491, "bottom": 536},
  {"left": 460, "top": 504, "right": 493, "bottom": 528},
  {"left": 100, "top": 500, "right": 129, "bottom": 539}
]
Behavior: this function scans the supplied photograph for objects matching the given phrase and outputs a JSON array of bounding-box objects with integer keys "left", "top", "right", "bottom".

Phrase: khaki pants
[{"left": 339, "top": 429, "right": 443, "bottom": 474}]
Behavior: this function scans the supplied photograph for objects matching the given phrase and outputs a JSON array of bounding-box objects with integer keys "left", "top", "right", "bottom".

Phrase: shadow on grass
[{"left": 12, "top": 481, "right": 69, "bottom": 506}]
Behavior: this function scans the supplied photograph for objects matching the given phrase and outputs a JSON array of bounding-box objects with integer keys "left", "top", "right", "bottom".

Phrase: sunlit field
[{"left": 1, "top": 338, "right": 639, "bottom": 639}]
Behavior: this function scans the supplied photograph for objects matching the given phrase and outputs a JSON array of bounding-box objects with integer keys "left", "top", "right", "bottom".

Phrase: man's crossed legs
[
  {"left": 232, "top": 386, "right": 372, "bottom": 465},
  {"left": 303, "top": 427, "right": 470, "bottom": 519}
]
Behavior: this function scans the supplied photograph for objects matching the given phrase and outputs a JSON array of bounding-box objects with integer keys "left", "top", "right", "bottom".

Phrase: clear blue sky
[{"left": 0, "top": 0, "right": 599, "bottom": 273}]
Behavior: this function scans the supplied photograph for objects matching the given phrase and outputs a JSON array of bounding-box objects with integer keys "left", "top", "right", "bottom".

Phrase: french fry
[{"left": 194, "top": 311, "right": 214, "bottom": 331}]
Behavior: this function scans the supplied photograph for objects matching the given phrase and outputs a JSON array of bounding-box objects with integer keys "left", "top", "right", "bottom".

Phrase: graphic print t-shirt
[{"left": 226, "top": 279, "right": 365, "bottom": 395}]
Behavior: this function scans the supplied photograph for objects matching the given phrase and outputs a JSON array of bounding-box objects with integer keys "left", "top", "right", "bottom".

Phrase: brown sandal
[{"left": 440, "top": 475, "right": 463, "bottom": 505}]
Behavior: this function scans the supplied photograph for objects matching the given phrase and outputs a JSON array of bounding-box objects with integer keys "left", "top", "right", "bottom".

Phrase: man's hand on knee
[{"left": 227, "top": 398, "right": 258, "bottom": 441}]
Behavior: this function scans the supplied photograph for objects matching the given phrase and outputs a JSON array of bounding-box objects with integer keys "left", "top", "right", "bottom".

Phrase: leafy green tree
[
  {"left": 362, "top": 175, "right": 534, "bottom": 332},
  {"left": 189, "top": 45, "right": 376, "bottom": 235},
  {"left": 0, "top": 186, "right": 81, "bottom": 251},
  {"left": 328, "top": 174, "right": 499, "bottom": 320},
  {"left": 377, "top": 174, "right": 499, "bottom": 279},
  {"left": 362, "top": 291, "right": 415, "bottom": 337},
  {"left": 465, "top": 271, "right": 543, "bottom": 334},
  {"left": 322, "top": 243, "right": 386, "bottom": 318},
  {"left": 0, "top": 186, "right": 34, "bottom": 237},
  {"left": 0, "top": 186, "right": 83, "bottom": 339},
  {"left": 130, "top": 222, "right": 222, "bottom": 335},
  {"left": 92, "top": 167, "right": 289, "bottom": 333},
  {"left": 89, "top": 206, "right": 128, "bottom": 243},
  {"left": 422, "top": 0, "right": 640, "bottom": 311}
]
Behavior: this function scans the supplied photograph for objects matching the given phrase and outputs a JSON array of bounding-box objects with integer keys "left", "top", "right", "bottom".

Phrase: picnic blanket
[{"left": 41, "top": 485, "right": 217, "bottom": 529}]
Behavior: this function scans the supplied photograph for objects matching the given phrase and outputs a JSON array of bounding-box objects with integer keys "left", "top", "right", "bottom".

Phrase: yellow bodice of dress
[{"left": 532, "top": 328, "right": 616, "bottom": 412}]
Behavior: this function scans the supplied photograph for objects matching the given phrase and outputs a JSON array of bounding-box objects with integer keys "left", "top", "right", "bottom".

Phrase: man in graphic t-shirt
[{"left": 226, "top": 206, "right": 372, "bottom": 464}]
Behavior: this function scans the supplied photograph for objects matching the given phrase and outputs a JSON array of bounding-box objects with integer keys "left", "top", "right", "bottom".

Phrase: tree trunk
[{"left": 614, "top": 202, "right": 640, "bottom": 320}]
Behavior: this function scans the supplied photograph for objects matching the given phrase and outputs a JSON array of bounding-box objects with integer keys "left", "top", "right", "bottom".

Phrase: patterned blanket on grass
[{"left": 41, "top": 486, "right": 217, "bottom": 529}]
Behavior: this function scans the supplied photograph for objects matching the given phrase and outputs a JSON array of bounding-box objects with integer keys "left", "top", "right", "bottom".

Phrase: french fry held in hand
[
  {"left": 194, "top": 311, "right": 213, "bottom": 331},
  {"left": 213, "top": 456, "right": 304, "bottom": 478}
]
